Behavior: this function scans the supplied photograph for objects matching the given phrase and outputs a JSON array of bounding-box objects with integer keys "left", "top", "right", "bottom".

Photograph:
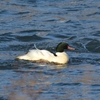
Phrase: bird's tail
[{"left": 16, "top": 55, "right": 29, "bottom": 60}]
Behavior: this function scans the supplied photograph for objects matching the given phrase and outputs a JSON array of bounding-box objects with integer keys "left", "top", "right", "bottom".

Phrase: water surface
[{"left": 0, "top": 0, "right": 100, "bottom": 100}]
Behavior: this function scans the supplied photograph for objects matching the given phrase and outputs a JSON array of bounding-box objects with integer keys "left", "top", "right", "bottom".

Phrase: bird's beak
[{"left": 68, "top": 46, "right": 75, "bottom": 50}]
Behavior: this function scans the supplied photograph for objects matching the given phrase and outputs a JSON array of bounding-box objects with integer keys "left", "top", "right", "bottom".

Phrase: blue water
[{"left": 0, "top": 0, "right": 100, "bottom": 100}]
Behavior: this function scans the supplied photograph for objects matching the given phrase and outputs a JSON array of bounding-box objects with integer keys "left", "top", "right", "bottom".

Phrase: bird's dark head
[{"left": 56, "top": 42, "right": 75, "bottom": 52}]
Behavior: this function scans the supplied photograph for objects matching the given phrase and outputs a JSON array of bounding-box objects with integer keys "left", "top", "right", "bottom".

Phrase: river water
[{"left": 0, "top": 0, "right": 100, "bottom": 100}]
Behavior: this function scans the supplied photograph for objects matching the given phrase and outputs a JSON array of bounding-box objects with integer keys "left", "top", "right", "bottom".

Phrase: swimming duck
[{"left": 16, "top": 42, "right": 75, "bottom": 64}]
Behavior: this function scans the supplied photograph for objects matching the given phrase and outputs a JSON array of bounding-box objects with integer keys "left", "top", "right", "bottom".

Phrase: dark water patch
[
  {"left": 15, "top": 11, "right": 30, "bottom": 15},
  {"left": 91, "top": 84, "right": 100, "bottom": 87},
  {"left": 0, "top": 42, "right": 52, "bottom": 51},
  {"left": 10, "top": 45, "right": 29, "bottom": 51},
  {"left": 45, "top": 18, "right": 58, "bottom": 22},
  {"left": 66, "top": 8, "right": 80, "bottom": 12},
  {"left": 0, "top": 10, "right": 8, "bottom": 15},
  {"left": 0, "top": 59, "right": 39, "bottom": 70},
  {"left": 87, "top": 11, "right": 100, "bottom": 16},
  {"left": 94, "top": 46, "right": 100, "bottom": 53},
  {"left": 72, "top": 42, "right": 87, "bottom": 52},
  {"left": 69, "top": 56, "right": 100, "bottom": 65},
  {"left": 69, "top": 58, "right": 83, "bottom": 65},
  {"left": 18, "top": 29, "right": 50, "bottom": 33},
  {"left": 86, "top": 40, "right": 100, "bottom": 53},
  {"left": 17, "top": 0, "right": 38, "bottom": 4},
  {"left": 0, "top": 32, "right": 14, "bottom": 42},
  {"left": 53, "top": 82, "right": 81, "bottom": 86},
  {"left": 16, "top": 34, "right": 47, "bottom": 42},
  {"left": 0, "top": 97, "right": 7, "bottom": 100},
  {"left": 68, "top": 36, "right": 77, "bottom": 40},
  {"left": 0, "top": 44, "right": 28, "bottom": 51},
  {"left": 47, "top": 33, "right": 68, "bottom": 39},
  {"left": 73, "top": 38, "right": 100, "bottom": 53},
  {"left": 89, "top": 86, "right": 100, "bottom": 95},
  {"left": 43, "top": 71, "right": 55, "bottom": 76},
  {"left": 43, "top": 69, "right": 61, "bottom": 76},
  {"left": 0, "top": 60, "right": 17, "bottom": 70},
  {"left": 0, "top": 9, "right": 17, "bottom": 16},
  {"left": 0, "top": 32, "right": 12, "bottom": 36},
  {"left": 93, "top": 30, "right": 100, "bottom": 36}
]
